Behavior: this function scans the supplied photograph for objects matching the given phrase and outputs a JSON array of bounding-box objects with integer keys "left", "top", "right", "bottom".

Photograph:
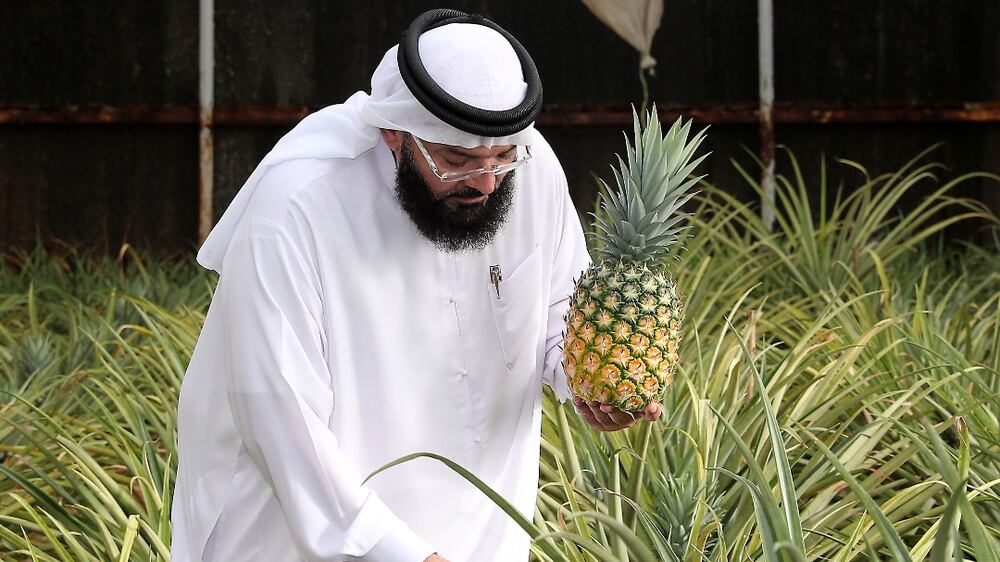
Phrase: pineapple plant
[{"left": 563, "top": 107, "right": 708, "bottom": 412}]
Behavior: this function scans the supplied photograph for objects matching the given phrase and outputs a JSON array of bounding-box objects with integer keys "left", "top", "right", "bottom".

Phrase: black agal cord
[{"left": 397, "top": 9, "right": 543, "bottom": 137}]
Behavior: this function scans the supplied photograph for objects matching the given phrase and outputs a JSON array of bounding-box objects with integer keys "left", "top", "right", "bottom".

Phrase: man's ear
[{"left": 380, "top": 129, "right": 404, "bottom": 155}]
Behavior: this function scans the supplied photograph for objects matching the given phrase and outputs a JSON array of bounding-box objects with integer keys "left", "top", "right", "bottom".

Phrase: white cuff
[
  {"left": 364, "top": 522, "right": 437, "bottom": 562},
  {"left": 543, "top": 350, "right": 573, "bottom": 404},
  {"left": 341, "top": 490, "right": 434, "bottom": 561}
]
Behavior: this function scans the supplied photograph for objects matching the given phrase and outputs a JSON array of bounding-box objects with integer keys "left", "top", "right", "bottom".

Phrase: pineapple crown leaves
[{"left": 589, "top": 105, "right": 710, "bottom": 264}]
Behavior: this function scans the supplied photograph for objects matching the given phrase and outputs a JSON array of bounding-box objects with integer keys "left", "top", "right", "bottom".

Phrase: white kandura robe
[{"left": 171, "top": 132, "right": 591, "bottom": 562}]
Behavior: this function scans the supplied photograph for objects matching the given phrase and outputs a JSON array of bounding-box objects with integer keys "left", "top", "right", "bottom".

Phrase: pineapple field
[{"left": 1, "top": 140, "right": 999, "bottom": 561}]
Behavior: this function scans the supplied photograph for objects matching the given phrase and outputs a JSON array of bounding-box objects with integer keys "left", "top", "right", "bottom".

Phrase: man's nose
[{"left": 465, "top": 170, "right": 499, "bottom": 195}]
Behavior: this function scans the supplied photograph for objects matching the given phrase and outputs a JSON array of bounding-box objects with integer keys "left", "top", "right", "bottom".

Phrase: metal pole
[
  {"left": 198, "top": 0, "right": 214, "bottom": 244},
  {"left": 759, "top": 0, "right": 776, "bottom": 231}
]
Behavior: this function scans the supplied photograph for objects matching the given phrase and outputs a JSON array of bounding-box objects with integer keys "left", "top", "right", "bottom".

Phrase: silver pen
[{"left": 489, "top": 264, "right": 502, "bottom": 299}]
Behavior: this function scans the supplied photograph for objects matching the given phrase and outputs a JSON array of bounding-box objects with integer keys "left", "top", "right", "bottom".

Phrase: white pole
[
  {"left": 198, "top": 0, "right": 215, "bottom": 244},
  {"left": 759, "top": 0, "right": 776, "bottom": 231}
]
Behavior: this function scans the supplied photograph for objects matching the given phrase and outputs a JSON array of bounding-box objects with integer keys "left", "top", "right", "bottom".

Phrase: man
[{"left": 171, "top": 9, "right": 660, "bottom": 562}]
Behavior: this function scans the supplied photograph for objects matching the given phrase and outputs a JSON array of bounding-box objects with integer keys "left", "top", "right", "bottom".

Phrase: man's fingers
[
  {"left": 572, "top": 396, "right": 648, "bottom": 431},
  {"left": 578, "top": 402, "right": 621, "bottom": 432},
  {"left": 572, "top": 400, "right": 593, "bottom": 420},
  {"left": 588, "top": 413, "right": 616, "bottom": 432},
  {"left": 572, "top": 398, "right": 600, "bottom": 426},
  {"left": 643, "top": 402, "right": 662, "bottom": 422},
  {"left": 593, "top": 405, "right": 634, "bottom": 430},
  {"left": 574, "top": 402, "right": 606, "bottom": 430},
  {"left": 591, "top": 402, "right": 636, "bottom": 426},
  {"left": 591, "top": 407, "right": 615, "bottom": 427},
  {"left": 606, "top": 409, "right": 636, "bottom": 426}
]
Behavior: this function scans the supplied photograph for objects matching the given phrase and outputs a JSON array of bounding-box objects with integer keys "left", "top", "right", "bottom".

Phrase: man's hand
[
  {"left": 424, "top": 554, "right": 450, "bottom": 562},
  {"left": 572, "top": 396, "right": 661, "bottom": 431}
]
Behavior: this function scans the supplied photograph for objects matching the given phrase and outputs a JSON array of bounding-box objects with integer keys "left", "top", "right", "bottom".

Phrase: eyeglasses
[{"left": 409, "top": 135, "right": 532, "bottom": 182}]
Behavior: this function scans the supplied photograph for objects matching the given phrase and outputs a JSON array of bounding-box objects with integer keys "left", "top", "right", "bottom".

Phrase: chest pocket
[{"left": 487, "top": 243, "right": 545, "bottom": 373}]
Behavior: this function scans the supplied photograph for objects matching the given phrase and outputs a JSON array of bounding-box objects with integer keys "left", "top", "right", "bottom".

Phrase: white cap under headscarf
[{"left": 196, "top": 23, "right": 538, "bottom": 271}]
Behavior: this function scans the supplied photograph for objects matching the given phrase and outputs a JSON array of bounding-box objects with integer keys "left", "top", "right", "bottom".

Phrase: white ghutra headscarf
[{"left": 197, "top": 22, "right": 537, "bottom": 272}]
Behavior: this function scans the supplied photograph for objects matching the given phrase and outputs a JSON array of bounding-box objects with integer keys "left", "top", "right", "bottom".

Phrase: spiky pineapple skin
[{"left": 563, "top": 259, "right": 684, "bottom": 412}]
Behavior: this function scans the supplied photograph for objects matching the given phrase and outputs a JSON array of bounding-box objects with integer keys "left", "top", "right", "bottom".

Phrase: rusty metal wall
[
  {"left": 1, "top": 0, "right": 998, "bottom": 250},
  {"left": 1, "top": 0, "right": 200, "bottom": 251}
]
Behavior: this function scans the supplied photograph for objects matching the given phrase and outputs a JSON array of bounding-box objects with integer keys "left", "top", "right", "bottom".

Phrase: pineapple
[{"left": 563, "top": 107, "right": 708, "bottom": 412}]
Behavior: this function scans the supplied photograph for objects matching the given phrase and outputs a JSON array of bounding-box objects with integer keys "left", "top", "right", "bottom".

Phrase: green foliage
[
  {"left": 590, "top": 107, "right": 709, "bottom": 264},
  {"left": 528, "top": 150, "right": 1000, "bottom": 561},
  {"left": 0, "top": 148, "right": 998, "bottom": 561},
  {"left": 0, "top": 245, "right": 212, "bottom": 561}
]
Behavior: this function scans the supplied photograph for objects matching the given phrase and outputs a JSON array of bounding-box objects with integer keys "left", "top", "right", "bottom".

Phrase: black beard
[{"left": 393, "top": 141, "right": 516, "bottom": 253}]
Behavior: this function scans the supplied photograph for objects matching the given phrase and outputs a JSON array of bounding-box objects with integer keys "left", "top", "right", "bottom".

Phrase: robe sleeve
[
  {"left": 216, "top": 217, "right": 436, "bottom": 562},
  {"left": 541, "top": 166, "right": 592, "bottom": 403}
]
